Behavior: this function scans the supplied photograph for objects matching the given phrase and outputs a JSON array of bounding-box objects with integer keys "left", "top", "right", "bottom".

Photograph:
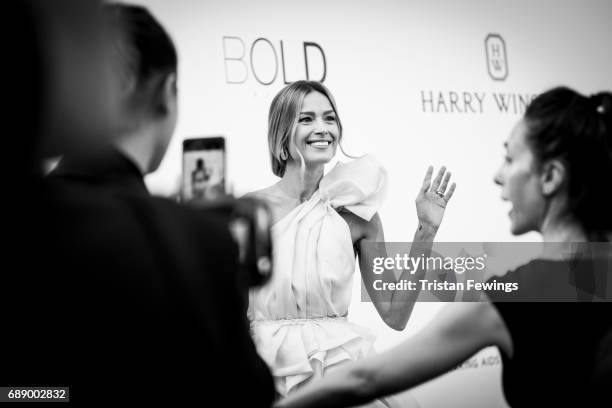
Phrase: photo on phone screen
[{"left": 182, "top": 137, "right": 225, "bottom": 202}]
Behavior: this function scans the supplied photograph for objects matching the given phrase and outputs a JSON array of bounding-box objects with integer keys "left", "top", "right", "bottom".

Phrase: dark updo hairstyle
[
  {"left": 524, "top": 87, "right": 612, "bottom": 241},
  {"left": 104, "top": 3, "right": 177, "bottom": 92}
]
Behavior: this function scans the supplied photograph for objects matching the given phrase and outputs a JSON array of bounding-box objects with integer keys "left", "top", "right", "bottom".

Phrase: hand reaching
[{"left": 415, "top": 166, "right": 456, "bottom": 232}]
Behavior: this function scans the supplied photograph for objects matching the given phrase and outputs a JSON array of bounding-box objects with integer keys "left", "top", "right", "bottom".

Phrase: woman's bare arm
[
  {"left": 357, "top": 213, "right": 437, "bottom": 330},
  {"left": 357, "top": 166, "right": 456, "bottom": 330}
]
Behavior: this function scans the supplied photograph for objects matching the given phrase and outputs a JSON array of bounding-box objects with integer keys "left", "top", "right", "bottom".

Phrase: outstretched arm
[
  {"left": 359, "top": 166, "right": 456, "bottom": 330},
  {"left": 275, "top": 302, "right": 512, "bottom": 408}
]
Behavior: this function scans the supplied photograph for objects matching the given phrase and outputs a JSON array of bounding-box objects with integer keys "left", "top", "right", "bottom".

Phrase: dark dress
[
  {"left": 486, "top": 259, "right": 612, "bottom": 407},
  {"left": 3, "top": 146, "right": 275, "bottom": 406}
]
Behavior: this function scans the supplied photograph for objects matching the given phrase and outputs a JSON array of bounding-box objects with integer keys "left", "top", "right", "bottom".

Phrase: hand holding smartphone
[{"left": 180, "top": 137, "right": 273, "bottom": 286}]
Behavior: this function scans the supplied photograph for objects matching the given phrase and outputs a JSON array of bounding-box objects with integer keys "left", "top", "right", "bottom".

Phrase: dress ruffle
[
  {"left": 251, "top": 317, "right": 375, "bottom": 395},
  {"left": 320, "top": 154, "right": 387, "bottom": 222}
]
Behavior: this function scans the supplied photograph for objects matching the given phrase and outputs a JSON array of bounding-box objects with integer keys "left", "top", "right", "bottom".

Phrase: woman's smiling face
[{"left": 289, "top": 91, "right": 339, "bottom": 167}]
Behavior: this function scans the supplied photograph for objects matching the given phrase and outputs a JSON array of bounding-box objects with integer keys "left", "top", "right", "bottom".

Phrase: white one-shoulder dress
[{"left": 248, "top": 155, "right": 418, "bottom": 407}]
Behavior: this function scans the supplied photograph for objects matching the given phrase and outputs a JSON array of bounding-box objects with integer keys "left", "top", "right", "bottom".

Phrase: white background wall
[{"left": 134, "top": 0, "right": 612, "bottom": 406}]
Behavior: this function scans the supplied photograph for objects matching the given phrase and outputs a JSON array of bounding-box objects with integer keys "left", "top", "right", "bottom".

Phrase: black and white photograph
[{"left": 4, "top": 0, "right": 611, "bottom": 406}]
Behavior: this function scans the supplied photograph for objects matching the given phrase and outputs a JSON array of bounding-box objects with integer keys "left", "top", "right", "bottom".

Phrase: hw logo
[{"left": 485, "top": 34, "right": 508, "bottom": 81}]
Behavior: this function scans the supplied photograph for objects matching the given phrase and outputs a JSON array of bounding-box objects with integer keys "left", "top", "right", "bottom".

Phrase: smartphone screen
[{"left": 182, "top": 137, "right": 226, "bottom": 202}]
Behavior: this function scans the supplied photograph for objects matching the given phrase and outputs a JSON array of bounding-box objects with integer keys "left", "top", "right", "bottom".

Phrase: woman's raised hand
[{"left": 415, "top": 166, "right": 456, "bottom": 233}]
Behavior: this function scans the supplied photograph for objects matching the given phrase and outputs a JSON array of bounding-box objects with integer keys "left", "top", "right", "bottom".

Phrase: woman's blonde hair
[{"left": 268, "top": 81, "right": 347, "bottom": 177}]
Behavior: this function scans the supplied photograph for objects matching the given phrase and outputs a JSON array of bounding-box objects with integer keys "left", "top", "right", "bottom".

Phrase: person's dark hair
[
  {"left": 104, "top": 3, "right": 177, "bottom": 90},
  {"left": 524, "top": 87, "right": 612, "bottom": 240}
]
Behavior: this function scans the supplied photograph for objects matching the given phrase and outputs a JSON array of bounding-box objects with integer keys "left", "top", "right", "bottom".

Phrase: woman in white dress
[{"left": 247, "top": 81, "right": 455, "bottom": 404}]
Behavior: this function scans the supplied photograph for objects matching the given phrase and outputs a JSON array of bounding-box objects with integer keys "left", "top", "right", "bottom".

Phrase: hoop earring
[{"left": 280, "top": 149, "right": 288, "bottom": 161}]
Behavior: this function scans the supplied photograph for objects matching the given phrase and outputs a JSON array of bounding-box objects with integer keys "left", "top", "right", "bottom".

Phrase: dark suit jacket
[{"left": 5, "top": 146, "right": 274, "bottom": 405}]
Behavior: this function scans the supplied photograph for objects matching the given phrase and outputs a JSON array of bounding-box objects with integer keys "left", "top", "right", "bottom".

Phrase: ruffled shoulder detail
[{"left": 319, "top": 154, "right": 387, "bottom": 221}]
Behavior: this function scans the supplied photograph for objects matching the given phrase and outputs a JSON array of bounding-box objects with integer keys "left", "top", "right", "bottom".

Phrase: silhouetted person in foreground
[{"left": 6, "top": 1, "right": 274, "bottom": 405}]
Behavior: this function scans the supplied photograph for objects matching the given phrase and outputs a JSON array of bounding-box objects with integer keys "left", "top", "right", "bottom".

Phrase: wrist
[{"left": 416, "top": 223, "right": 438, "bottom": 239}]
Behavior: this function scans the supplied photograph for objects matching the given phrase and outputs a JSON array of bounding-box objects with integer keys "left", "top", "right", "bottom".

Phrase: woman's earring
[{"left": 280, "top": 149, "right": 288, "bottom": 161}]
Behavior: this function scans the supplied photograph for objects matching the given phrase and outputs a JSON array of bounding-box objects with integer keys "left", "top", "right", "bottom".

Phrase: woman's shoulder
[
  {"left": 243, "top": 186, "right": 284, "bottom": 203},
  {"left": 243, "top": 186, "right": 299, "bottom": 225},
  {"left": 243, "top": 186, "right": 271, "bottom": 200}
]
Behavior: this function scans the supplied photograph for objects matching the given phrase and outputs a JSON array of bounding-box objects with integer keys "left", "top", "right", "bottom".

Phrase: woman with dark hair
[
  {"left": 45, "top": 4, "right": 277, "bottom": 405},
  {"left": 246, "top": 80, "right": 456, "bottom": 405},
  {"left": 275, "top": 87, "right": 612, "bottom": 408}
]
